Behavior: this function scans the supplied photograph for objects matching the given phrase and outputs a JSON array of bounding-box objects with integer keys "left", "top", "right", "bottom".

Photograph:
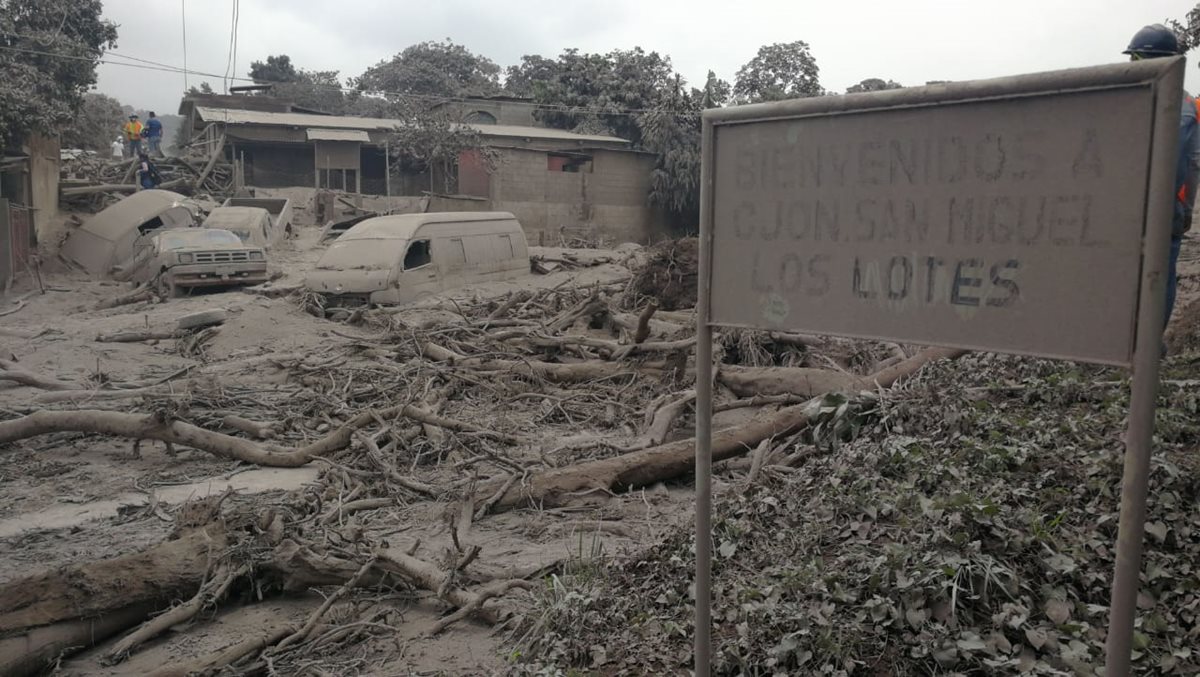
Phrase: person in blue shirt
[
  {"left": 1123, "top": 24, "right": 1200, "bottom": 352},
  {"left": 143, "top": 111, "right": 164, "bottom": 157},
  {"left": 136, "top": 152, "right": 162, "bottom": 190}
]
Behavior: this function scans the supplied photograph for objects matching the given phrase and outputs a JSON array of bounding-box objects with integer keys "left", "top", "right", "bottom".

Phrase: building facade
[{"left": 179, "top": 96, "right": 666, "bottom": 244}]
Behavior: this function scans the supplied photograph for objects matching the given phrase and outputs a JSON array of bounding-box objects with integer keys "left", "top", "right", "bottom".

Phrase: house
[
  {"left": 0, "top": 132, "right": 59, "bottom": 289},
  {"left": 178, "top": 96, "right": 667, "bottom": 244}
]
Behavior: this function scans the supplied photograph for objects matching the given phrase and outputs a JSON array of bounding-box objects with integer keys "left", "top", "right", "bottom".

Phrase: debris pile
[
  {"left": 59, "top": 149, "right": 236, "bottom": 212},
  {"left": 0, "top": 241, "right": 967, "bottom": 674},
  {"left": 628, "top": 237, "right": 699, "bottom": 310},
  {"left": 507, "top": 353, "right": 1200, "bottom": 675}
]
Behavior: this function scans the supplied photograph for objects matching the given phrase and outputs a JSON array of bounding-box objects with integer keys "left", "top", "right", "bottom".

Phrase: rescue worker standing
[
  {"left": 1124, "top": 24, "right": 1200, "bottom": 349},
  {"left": 143, "top": 111, "right": 164, "bottom": 157},
  {"left": 123, "top": 114, "right": 144, "bottom": 157}
]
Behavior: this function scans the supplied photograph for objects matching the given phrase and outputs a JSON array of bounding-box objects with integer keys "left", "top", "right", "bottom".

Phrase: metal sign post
[{"left": 693, "top": 57, "right": 1183, "bottom": 676}]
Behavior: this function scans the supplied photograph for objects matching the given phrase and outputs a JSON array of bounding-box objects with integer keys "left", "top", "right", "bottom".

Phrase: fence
[{"left": 0, "top": 199, "right": 34, "bottom": 292}]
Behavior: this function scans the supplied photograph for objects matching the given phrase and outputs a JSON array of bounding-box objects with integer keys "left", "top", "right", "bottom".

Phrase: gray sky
[{"left": 96, "top": 0, "right": 1200, "bottom": 115}]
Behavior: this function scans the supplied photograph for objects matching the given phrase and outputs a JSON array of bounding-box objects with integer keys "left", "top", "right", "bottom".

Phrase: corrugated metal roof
[
  {"left": 194, "top": 107, "right": 628, "bottom": 145},
  {"left": 305, "top": 128, "right": 371, "bottom": 142}
]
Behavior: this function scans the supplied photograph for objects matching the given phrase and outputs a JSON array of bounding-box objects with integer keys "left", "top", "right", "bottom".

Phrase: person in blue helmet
[{"left": 1123, "top": 24, "right": 1200, "bottom": 353}]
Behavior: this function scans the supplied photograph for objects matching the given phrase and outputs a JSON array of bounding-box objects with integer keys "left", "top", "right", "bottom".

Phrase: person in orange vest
[
  {"left": 122, "top": 114, "right": 144, "bottom": 158},
  {"left": 1124, "top": 24, "right": 1200, "bottom": 354}
]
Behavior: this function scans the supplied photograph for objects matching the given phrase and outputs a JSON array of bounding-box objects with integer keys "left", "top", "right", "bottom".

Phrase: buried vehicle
[
  {"left": 201, "top": 206, "right": 283, "bottom": 248},
  {"left": 60, "top": 190, "right": 200, "bottom": 275},
  {"left": 305, "top": 212, "right": 529, "bottom": 306},
  {"left": 119, "top": 228, "right": 269, "bottom": 297}
]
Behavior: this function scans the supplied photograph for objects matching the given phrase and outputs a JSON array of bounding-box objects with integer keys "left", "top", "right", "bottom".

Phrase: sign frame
[{"left": 694, "top": 57, "right": 1184, "bottom": 677}]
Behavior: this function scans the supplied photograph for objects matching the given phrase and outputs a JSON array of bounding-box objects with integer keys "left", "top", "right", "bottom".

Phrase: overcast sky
[{"left": 95, "top": 0, "right": 1200, "bottom": 115}]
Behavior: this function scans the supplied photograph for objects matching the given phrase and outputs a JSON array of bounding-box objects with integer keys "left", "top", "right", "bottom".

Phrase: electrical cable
[
  {"left": 181, "top": 0, "right": 189, "bottom": 91},
  {"left": 0, "top": 41, "right": 704, "bottom": 120}
]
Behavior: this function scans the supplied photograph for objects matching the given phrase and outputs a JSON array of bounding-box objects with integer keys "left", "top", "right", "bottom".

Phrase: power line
[
  {"left": 0, "top": 42, "right": 703, "bottom": 120},
  {"left": 222, "top": 0, "right": 239, "bottom": 92},
  {"left": 181, "top": 0, "right": 189, "bottom": 91}
]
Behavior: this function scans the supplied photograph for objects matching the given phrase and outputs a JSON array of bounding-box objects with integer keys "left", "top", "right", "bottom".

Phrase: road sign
[{"left": 694, "top": 57, "right": 1184, "bottom": 677}]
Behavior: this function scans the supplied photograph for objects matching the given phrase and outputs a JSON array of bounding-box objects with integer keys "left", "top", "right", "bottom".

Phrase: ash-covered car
[{"left": 118, "top": 228, "right": 269, "bottom": 297}]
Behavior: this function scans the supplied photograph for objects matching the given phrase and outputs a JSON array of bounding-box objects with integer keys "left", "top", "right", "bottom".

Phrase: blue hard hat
[{"left": 1123, "top": 24, "right": 1180, "bottom": 57}]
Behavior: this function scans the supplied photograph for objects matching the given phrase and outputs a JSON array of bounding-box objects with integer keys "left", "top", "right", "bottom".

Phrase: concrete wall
[
  {"left": 488, "top": 147, "right": 666, "bottom": 245},
  {"left": 440, "top": 99, "right": 536, "bottom": 127},
  {"left": 26, "top": 133, "right": 59, "bottom": 242}
]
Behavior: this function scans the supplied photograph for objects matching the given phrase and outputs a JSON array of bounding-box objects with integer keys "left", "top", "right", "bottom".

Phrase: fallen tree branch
[
  {"left": 0, "top": 399, "right": 522, "bottom": 466},
  {"left": 94, "top": 286, "right": 155, "bottom": 310},
  {"left": 0, "top": 359, "right": 78, "bottom": 391},
  {"left": 633, "top": 300, "right": 659, "bottom": 344},
  {"left": 96, "top": 329, "right": 179, "bottom": 343},
  {"left": 472, "top": 347, "right": 967, "bottom": 512},
  {"left": 272, "top": 555, "right": 379, "bottom": 654},
  {"left": 429, "top": 579, "right": 533, "bottom": 635},
  {"left": 419, "top": 340, "right": 660, "bottom": 383},
  {"left": 143, "top": 624, "right": 294, "bottom": 677},
  {"left": 222, "top": 414, "right": 277, "bottom": 439},
  {"left": 375, "top": 547, "right": 518, "bottom": 626},
  {"left": 104, "top": 562, "right": 246, "bottom": 663}
]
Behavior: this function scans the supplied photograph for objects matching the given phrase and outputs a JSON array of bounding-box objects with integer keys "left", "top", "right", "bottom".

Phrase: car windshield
[
  {"left": 226, "top": 229, "right": 252, "bottom": 242},
  {"left": 157, "top": 229, "right": 242, "bottom": 251},
  {"left": 316, "top": 239, "right": 401, "bottom": 271}
]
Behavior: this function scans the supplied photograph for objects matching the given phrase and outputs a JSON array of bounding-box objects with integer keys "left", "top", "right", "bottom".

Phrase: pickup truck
[
  {"left": 121, "top": 228, "right": 269, "bottom": 297},
  {"left": 219, "top": 197, "right": 293, "bottom": 242},
  {"left": 202, "top": 206, "right": 281, "bottom": 248}
]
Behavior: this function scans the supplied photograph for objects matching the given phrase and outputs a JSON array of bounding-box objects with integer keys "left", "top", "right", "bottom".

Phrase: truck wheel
[
  {"left": 177, "top": 309, "right": 227, "bottom": 331},
  {"left": 157, "top": 276, "right": 183, "bottom": 299}
]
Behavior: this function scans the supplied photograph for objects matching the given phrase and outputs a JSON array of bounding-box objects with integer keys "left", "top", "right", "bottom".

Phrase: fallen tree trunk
[
  {"left": 718, "top": 365, "right": 868, "bottom": 398},
  {"left": 96, "top": 329, "right": 179, "bottom": 343},
  {"left": 474, "top": 347, "right": 966, "bottom": 512},
  {"left": 0, "top": 524, "right": 227, "bottom": 634},
  {"left": 0, "top": 402, "right": 520, "bottom": 466},
  {"left": 94, "top": 285, "right": 155, "bottom": 310},
  {"left": 0, "top": 524, "right": 228, "bottom": 675},
  {"left": 0, "top": 604, "right": 159, "bottom": 677},
  {"left": 419, "top": 341, "right": 660, "bottom": 383}
]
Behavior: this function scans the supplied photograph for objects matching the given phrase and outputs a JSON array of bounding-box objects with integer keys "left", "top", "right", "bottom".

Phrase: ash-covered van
[{"left": 304, "top": 212, "right": 529, "bottom": 306}]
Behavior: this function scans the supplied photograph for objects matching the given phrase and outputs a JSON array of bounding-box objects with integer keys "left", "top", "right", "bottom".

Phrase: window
[
  {"left": 464, "top": 111, "right": 497, "bottom": 125},
  {"left": 404, "top": 240, "right": 431, "bottom": 269},
  {"left": 137, "top": 216, "right": 164, "bottom": 235},
  {"left": 317, "top": 168, "right": 357, "bottom": 191},
  {"left": 547, "top": 154, "right": 593, "bottom": 173}
]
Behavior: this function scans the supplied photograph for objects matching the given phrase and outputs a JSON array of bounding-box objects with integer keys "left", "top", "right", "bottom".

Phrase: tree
[
  {"left": 1169, "top": 5, "right": 1200, "bottom": 52},
  {"left": 384, "top": 100, "right": 498, "bottom": 193},
  {"left": 638, "top": 71, "right": 728, "bottom": 231},
  {"left": 845, "top": 78, "right": 903, "bottom": 94},
  {"left": 519, "top": 47, "right": 675, "bottom": 145},
  {"left": 356, "top": 40, "right": 501, "bottom": 100},
  {"left": 733, "top": 41, "right": 822, "bottom": 103},
  {"left": 248, "top": 54, "right": 297, "bottom": 84},
  {"left": 0, "top": 0, "right": 117, "bottom": 146},
  {"left": 249, "top": 54, "right": 347, "bottom": 113},
  {"left": 502, "top": 55, "right": 560, "bottom": 98},
  {"left": 60, "top": 92, "right": 123, "bottom": 151}
]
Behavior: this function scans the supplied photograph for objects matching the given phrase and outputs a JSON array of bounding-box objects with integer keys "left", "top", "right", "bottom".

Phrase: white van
[{"left": 304, "top": 212, "right": 530, "bottom": 306}]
